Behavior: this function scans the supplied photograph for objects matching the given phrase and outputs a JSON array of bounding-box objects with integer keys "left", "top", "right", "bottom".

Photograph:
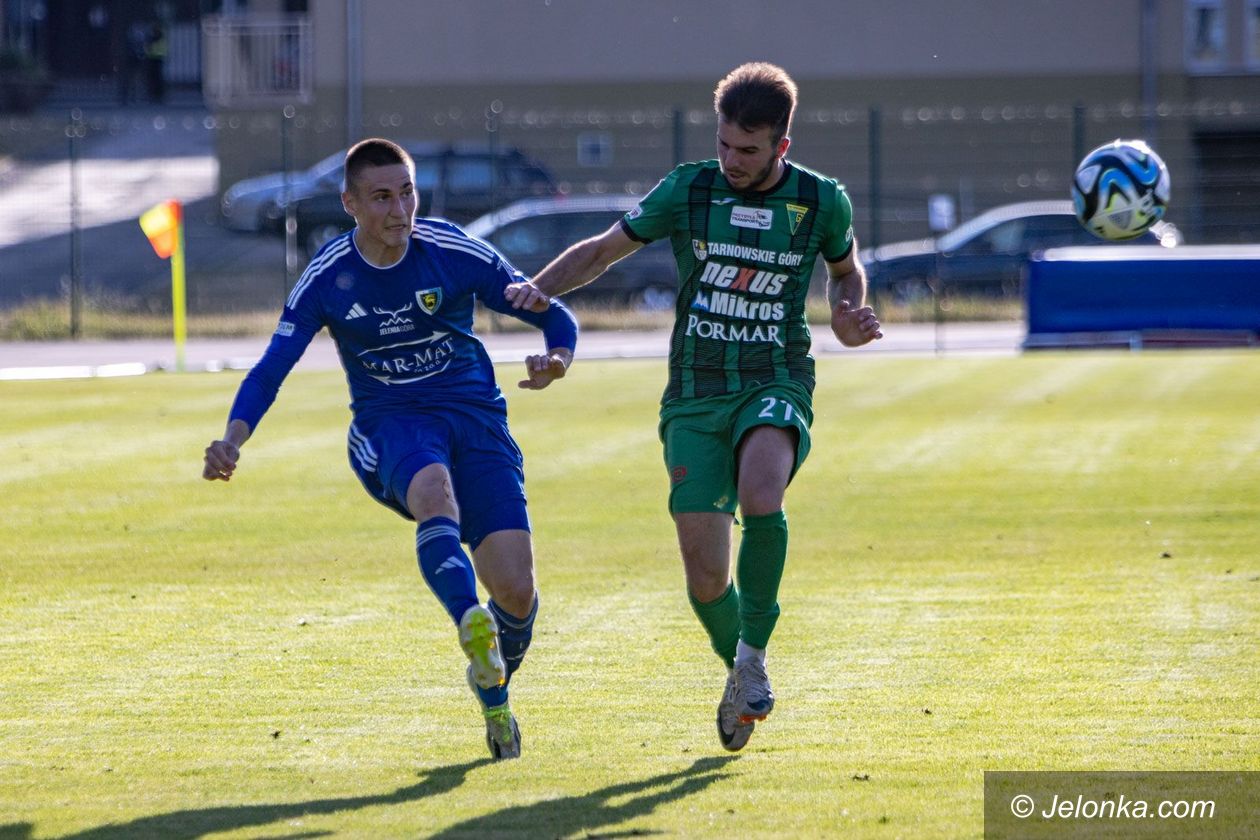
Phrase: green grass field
[{"left": 2, "top": 352, "right": 1257, "bottom": 838}]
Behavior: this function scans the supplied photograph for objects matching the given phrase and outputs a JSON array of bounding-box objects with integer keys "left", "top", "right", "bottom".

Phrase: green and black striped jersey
[{"left": 621, "top": 160, "right": 854, "bottom": 403}]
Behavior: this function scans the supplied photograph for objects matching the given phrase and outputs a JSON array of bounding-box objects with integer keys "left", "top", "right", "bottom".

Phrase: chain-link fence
[{"left": 1, "top": 97, "right": 1257, "bottom": 335}]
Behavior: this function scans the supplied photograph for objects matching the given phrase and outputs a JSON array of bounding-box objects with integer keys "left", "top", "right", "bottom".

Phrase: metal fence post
[
  {"left": 487, "top": 99, "right": 501, "bottom": 212},
  {"left": 867, "top": 105, "right": 882, "bottom": 250},
  {"left": 1072, "top": 101, "right": 1086, "bottom": 167},
  {"left": 673, "top": 106, "right": 685, "bottom": 166},
  {"left": 67, "top": 110, "right": 85, "bottom": 339},
  {"left": 282, "top": 105, "right": 297, "bottom": 294}
]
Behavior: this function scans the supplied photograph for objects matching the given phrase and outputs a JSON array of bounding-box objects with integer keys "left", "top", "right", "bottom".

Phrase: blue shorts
[{"left": 346, "top": 405, "right": 529, "bottom": 550}]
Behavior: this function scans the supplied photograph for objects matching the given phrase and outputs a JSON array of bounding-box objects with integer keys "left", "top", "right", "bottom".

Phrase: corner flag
[
  {"left": 140, "top": 200, "right": 182, "bottom": 258},
  {"left": 139, "top": 200, "right": 187, "bottom": 371}
]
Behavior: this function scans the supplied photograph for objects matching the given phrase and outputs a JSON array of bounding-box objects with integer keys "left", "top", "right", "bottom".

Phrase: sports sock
[
  {"left": 415, "top": 516, "right": 479, "bottom": 625},
  {"left": 688, "top": 582, "right": 741, "bottom": 669},
  {"left": 488, "top": 595, "right": 538, "bottom": 685},
  {"left": 736, "top": 510, "right": 788, "bottom": 650},
  {"left": 473, "top": 681, "right": 509, "bottom": 710},
  {"left": 735, "top": 638, "right": 766, "bottom": 666}
]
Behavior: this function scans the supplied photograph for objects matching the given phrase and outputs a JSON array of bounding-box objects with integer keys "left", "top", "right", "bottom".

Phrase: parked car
[
  {"left": 861, "top": 200, "right": 1181, "bottom": 299},
  {"left": 220, "top": 149, "right": 344, "bottom": 232},
  {"left": 291, "top": 142, "right": 556, "bottom": 257},
  {"left": 464, "top": 195, "right": 678, "bottom": 310}
]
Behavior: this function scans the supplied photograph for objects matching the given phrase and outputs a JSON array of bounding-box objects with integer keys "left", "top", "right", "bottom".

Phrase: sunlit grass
[{"left": 1, "top": 353, "right": 1256, "bottom": 838}]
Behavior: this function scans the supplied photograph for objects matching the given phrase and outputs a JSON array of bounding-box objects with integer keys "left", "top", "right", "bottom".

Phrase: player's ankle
[{"left": 735, "top": 639, "right": 766, "bottom": 665}]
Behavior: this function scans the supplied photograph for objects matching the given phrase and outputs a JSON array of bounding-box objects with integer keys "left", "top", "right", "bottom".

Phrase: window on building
[
  {"left": 1186, "top": 0, "right": 1227, "bottom": 72},
  {"left": 1247, "top": 0, "right": 1260, "bottom": 70},
  {"left": 577, "top": 132, "right": 614, "bottom": 167}
]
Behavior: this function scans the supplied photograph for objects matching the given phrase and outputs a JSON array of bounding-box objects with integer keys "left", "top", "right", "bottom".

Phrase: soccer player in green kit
[{"left": 506, "top": 62, "right": 882, "bottom": 750}]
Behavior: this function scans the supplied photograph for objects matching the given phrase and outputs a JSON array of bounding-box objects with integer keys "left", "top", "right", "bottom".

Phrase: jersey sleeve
[
  {"left": 620, "top": 166, "right": 684, "bottom": 244},
  {"left": 228, "top": 291, "right": 324, "bottom": 432},
  {"left": 821, "top": 185, "right": 857, "bottom": 263},
  {"left": 475, "top": 249, "right": 579, "bottom": 353}
]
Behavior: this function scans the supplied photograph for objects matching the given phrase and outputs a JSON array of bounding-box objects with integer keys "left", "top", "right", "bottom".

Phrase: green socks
[
  {"left": 688, "top": 510, "right": 789, "bottom": 666},
  {"left": 735, "top": 510, "right": 788, "bottom": 650},
  {"left": 689, "top": 582, "right": 740, "bottom": 669}
]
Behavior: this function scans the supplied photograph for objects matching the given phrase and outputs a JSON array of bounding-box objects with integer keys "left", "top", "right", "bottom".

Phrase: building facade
[{"left": 210, "top": 0, "right": 1260, "bottom": 243}]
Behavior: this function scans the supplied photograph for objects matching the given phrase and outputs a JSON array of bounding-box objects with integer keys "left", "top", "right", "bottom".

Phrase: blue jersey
[{"left": 229, "top": 218, "right": 577, "bottom": 430}]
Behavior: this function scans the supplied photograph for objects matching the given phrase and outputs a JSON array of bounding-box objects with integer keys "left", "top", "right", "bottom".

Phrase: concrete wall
[{"left": 310, "top": 0, "right": 1186, "bottom": 84}]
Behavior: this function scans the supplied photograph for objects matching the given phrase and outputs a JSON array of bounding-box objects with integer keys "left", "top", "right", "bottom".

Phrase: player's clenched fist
[
  {"left": 203, "top": 439, "right": 240, "bottom": 481},
  {"left": 503, "top": 281, "right": 551, "bottom": 313},
  {"left": 518, "top": 347, "right": 572, "bottom": 390}
]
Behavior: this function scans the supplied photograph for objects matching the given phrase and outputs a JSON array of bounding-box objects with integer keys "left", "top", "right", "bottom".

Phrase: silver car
[{"left": 219, "top": 150, "right": 343, "bottom": 233}]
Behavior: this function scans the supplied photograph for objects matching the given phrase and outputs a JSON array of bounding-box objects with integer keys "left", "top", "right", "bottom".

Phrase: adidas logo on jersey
[{"left": 345, "top": 303, "right": 367, "bottom": 320}]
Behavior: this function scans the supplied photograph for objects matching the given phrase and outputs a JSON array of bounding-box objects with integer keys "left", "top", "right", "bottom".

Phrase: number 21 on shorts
[{"left": 758, "top": 396, "right": 795, "bottom": 422}]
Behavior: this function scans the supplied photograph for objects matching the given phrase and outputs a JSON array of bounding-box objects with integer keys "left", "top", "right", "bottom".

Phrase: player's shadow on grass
[
  {"left": 428, "top": 755, "right": 738, "bottom": 839},
  {"left": 4, "top": 757, "right": 490, "bottom": 840},
  {"left": 0, "top": 754, "right": 736, "bottom": 840}
]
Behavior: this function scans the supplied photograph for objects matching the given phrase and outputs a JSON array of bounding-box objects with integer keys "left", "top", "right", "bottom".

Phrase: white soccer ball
[{"left": 1071, "top": 139, "right": 1171, "bottom": 240}]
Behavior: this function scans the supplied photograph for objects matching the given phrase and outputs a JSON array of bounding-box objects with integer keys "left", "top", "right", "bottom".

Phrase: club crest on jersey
[
  {"left": 416, "top": 288, "right": 442, "bottom": 315},
  {"left": 730, "top": 206, "right": 773, "bottom": 230},
  {"left": 786, "top": 203, "right": 810, "bottom": 235},
  {"left": 692, "top": 239, "right": 708, "bottom": 261}
]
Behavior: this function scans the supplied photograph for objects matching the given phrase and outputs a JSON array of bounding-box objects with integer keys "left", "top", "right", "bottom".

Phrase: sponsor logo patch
[
  {"left": 373, "top": 302, "right": 415, "bottom": 336},
  {"left": 730, "top": 206, "right": 773, "bottom": 230},
  {"left": 360, "top": 330, "right": 456, "bottom": 384},
  {"left": 275, "top": 320, "right": 295, "bottom": 337},
  {"left": 345, "top": 303, "right": 367, "bottom": 320},
  {"left": 671, "top": 466, "right": 687, "bottom": 483}
]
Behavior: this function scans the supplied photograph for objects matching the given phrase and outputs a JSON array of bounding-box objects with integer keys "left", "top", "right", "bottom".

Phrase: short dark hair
[
  {"left": 713, "top": 62, "right": 798, "bottom": 143},
  {"left": 343, "top": 138, "right": 413, "bottom": 191}
]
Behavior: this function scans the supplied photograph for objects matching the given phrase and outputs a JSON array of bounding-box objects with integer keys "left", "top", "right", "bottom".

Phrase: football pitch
[{"left": 1, "top": 352, "right": 1257, "bottom": 838}]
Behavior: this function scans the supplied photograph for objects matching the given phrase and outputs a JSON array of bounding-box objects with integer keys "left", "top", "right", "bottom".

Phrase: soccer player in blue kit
[{"left": 202, "top": 138, "right": 576, "bottom": 760}]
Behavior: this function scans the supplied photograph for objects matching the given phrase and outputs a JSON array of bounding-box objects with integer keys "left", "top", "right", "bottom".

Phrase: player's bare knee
[
  {"left": 406, "top": 467, "right": 458, "bottom": 521},
  {"left": 686, "top": 572, "right": 730, "bottom": 603},
  {"left": 739, "top": 490, "right": 785, "bottom": 518},
  {"left": 493, "top": 578, "right": 536, "bottom": 618},
  {"left": 681, "top": 552, "right": 729, "bottom": 602}
]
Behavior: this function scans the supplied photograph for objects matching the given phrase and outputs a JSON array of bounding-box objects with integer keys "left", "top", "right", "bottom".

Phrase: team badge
[
  {"left": 692, "top": 239, "right": 708, "bottom": 261},
  {"left": 416, "top": 288, "right": 442, "bottom": 314},
  {"left": 786, "top": 203, "right": 810, "bottom": 235}
]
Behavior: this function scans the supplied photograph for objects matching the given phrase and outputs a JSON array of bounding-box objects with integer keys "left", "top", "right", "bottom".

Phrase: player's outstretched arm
[
  {"left": 518, "top": 347, "right": 573, "bottom": 391},
  {"left": 202, "top": 418, "right": 252, "bottom": 481},
  {"left": 504, "top": 223, "right": 642, "bottom": 311},
  {"left": 826, "top": 249, "right": 883, "bottom": 348}
]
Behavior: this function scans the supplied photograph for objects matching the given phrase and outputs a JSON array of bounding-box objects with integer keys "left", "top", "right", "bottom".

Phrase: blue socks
[
  {"left": 415, "top": 516, "right": 478, "bottom": 625},
  {"left": 489, "top": 596, "right": 538, "bottom": 683},
  {"left": 416, "top": 516, "right": 540, "bottom": 711},
  {"left": 470, "top": 596, "right": 538, "bottom": 710}
]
